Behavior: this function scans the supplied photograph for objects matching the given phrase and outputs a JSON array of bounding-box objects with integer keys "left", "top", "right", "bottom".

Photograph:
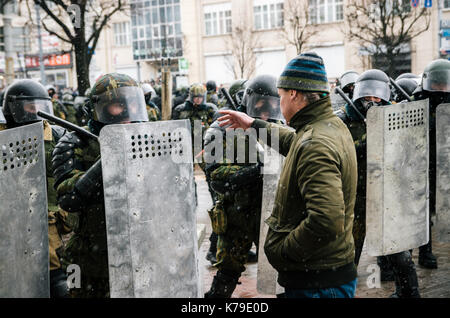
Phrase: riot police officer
[
  {"left": 51, "top": 73, "right": 149, "bottom": 298},
  {"left": 204, "top": 74, "right": 284, "bottom": 298},
  {"left": 336, "top": 70, "right": 420, "bottom": 298},
  {"left": 411, "top": 59, "right": 450, "bottom": 269},
  {"left": 141, "top": 83, "right": 161, "bottom": 121},
  {"left": 206, "top": 80, "right": 219, "bottom": 105},
  {"left": 339, "top": 70, "right": 359, "bottom": 100},
  {"left": 392, "top": 78, "right": 418, "bottom": 103},
  {"left": 2, "top": 79, "right": 72, "bottom": 298}
]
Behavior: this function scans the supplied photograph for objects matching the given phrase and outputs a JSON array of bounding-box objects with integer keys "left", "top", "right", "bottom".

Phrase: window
[
  {"left": 308, "top": 0, "right": 343, "bottom": 24},
  {"left": 114, "top": 22, "right": 131, "bottom": 46},
  {"left": 253, "top": 0, "right": 284, "bottom": 30},
  {"left": 445, "top": 0, "right": 450, "bottom": 8},
  {"left": 130, "top": 0, "right": 182, "bottom": 60},
  {"left": 204, "top": 3, "right": 232, "bottom": 36}
]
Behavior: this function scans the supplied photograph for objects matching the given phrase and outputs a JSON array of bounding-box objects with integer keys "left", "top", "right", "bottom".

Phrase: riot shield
[
  {"left": 257, "top": 144, "right": 284, "bottom": 295},
  {"left": 99, "top": 119, "right": 199, "bottom": 298},
  {"left": 435, "top": 103, "right": 450, "bottom": 242},
  {"left": 366, "top": 100, "right": 429, "bottom": 256},
  {"left": 0, "top": 122, "right": 49, "bottom": 297}
]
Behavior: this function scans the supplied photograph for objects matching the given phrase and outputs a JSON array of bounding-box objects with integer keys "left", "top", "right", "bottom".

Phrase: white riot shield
[
  {"left": 366, "top": 100, "right": 429, "bottom": 256},
  {"left": 435, "top": 103, "right": 450, "bottom": 242},
  {"left": 99, "top": 120, "right": 199, "bottom": 298},
  {"left": 257, "top": 144, "right": 285, "bottom": 295},
  {"left": 0, "top": 122, "right": 49, "bottom": 297}
]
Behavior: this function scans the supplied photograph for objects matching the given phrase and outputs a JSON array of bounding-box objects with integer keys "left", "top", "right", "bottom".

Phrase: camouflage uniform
[
  {"left": 206, "top": 91, "right": 219, "bottom": 105},
  {"left": 52, "top": 98, "right": 68, "bottom": 121},
  {"left": 147, "top": 102, "right": 161, "bottom": 121},
  {"left": 206, "top": 131, "right": 264, "bottom": 275},
  {"left": 171, "top": 84, "right": 218, "bottom": 159},
  {"left": 62, "top": 94, "right": 78, "bottom": 125},
  {"left": 52, "top": 73, "right": 148, "bottom": 298},
  {"left": 56, "top": 136, "right": 108, "bottom": 298}
]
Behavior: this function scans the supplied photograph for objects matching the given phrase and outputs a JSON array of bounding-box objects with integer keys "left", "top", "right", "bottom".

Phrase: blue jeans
[{"left": 284, "top": 278, "right": 357, "bottom": 298}]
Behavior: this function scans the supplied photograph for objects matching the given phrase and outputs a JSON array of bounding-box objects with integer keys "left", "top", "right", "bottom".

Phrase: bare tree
[
  {"left": 24, "top": 0, "right": 127, "bottom": 95},
  {"left": 345, "top": 0, "right": 431, "bottom": 77},
  {"left": 282, "top": 0, "right": 318, "bottom": 54},
  {"left": 224, "top": 18, "right": 260, "bottom": 80}
]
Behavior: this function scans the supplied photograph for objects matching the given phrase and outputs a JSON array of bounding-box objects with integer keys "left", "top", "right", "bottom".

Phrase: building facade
[{"left": 1, "top": 0, "right": 448, "bottom": 90}]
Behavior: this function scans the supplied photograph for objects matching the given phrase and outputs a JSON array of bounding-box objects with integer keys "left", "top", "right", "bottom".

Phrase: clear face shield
[
  {"left": 246, "top": 93, "right": 284, "bottom": 121},
  {"left": 189, "top": 93, "right": 206, "bottom": 106},
  {"left": 422, "top": 70, "right": 450, "bottom": 92},
  {"left": 353, "top": 80, "right": 391, "bottom": 104},
  {"left": 94, "top": 86, "right": 149, "bottom": 124},
  {"left": 234, "top": 89, "right": 246, "bottom": 108},
  {"left": 7, "top": 98, "right": 54, "bottom": 124}
]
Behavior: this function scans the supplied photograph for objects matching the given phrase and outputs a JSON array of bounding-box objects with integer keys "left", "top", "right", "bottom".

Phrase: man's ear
[{"left": 290, "top": 89, "right": 299, "bottom": 100}]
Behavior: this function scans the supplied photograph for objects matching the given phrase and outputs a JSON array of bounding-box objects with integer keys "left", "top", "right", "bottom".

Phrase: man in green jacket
[{"left": 218, "top": 52, "right": 358, "bottom": 298}]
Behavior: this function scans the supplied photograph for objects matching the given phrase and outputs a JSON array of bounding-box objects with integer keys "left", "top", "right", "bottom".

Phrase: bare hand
[{"left": 217, "top": 110, "right": 255, "bottom": 130}]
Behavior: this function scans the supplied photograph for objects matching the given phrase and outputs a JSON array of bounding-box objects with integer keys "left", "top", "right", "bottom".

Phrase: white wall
[
  {"left": 204, "top": 54, "right": 235, "bottom": 85},
  {"left": 309, "top": 45, "right": 345, "bottom": 79},
  {"left": 254, "top": 49, "right": 286, "bottom": 78}
]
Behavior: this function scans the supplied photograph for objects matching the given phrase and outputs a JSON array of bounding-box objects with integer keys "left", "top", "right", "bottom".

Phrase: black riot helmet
[
  {"left": 3, "top": 79, "right": 54, "bottom": 124},
  {"left": 206, "top": 80, "right": 217, "bottom": 93},
  {"left": 396, "top": 73, "right": 420, "bottom": 81},
  {"left": 339, "top": 71, "right": 359, "bottom": 97},
  {"left": 393, "top": 78, "right": 418, "bottom": 103},
  {"left": 243, "top": 74, "right": 284, "bottom": 122},
  {"left": 228, "top": 79, "right": 247, "bottom": 109}
]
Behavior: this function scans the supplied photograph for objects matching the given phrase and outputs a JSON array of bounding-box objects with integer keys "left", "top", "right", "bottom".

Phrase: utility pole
[
  {"left": 35, "top": 4, "right": 46, "bottom": 85},
  {"left": 161, "top": 58, "right": 172, "bottom": 120},
  {"left": 3, "top": 1, "right": 15, "bottom": 85}
]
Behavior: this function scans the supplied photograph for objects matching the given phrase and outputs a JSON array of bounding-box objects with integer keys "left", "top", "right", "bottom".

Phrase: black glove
[
  {"left": 58, "top": 160, "right": 103, "bottom": 213},
  {"left": 52, "top": 132, "right": 86, "bottom": 188}
]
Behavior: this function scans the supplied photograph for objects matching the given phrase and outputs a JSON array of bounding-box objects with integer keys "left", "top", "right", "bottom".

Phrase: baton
[
  {"left": 220, "top": 87, "right": 237, "bottom": 111},
  {"left": 389, "top": 77, "right": 413, "bottom": 102},
  {"left": 335, "top": 87, "right": 366, "bottom": 124},
  {"left": 37, "top": 110, "right": 98, "bottom": 141}
]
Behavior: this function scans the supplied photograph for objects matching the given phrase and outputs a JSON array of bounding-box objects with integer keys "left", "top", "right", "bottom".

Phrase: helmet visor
[
  {"left": 353, "top": 80, "right": 391, "bottom": 103},
  {"left": 246, "top": 93, "right": 283, "bottom": 121},
  {"left": 423, "top": 70, "right": 450, "bottom": 92},
  {"left": 10, "top": 98, "right": 53, "bottom": 123},
  {"left": 94, "top": 86, "right": 148, "bottom": 124}
]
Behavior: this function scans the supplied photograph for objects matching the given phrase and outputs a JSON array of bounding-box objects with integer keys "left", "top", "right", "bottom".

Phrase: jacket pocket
[{"left": 208, "top": 201, "right": 227, "bottom": 235}]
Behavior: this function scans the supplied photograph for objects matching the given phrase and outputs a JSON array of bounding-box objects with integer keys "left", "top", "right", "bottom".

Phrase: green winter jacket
[{"left": 252, "top": 95, "right": 358, "bottom": 289}]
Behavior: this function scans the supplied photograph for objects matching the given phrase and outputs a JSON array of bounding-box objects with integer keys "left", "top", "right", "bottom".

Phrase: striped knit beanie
[{"left": 277, "top": 51, "right": 330, "bottom": 94}]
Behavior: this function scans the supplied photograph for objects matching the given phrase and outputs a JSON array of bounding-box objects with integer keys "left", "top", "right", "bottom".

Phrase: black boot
[
  {"left": 206, "top": 232, "right": 218, "bottom": 265},
  {"left": 204, "top": 271, "right": 239, "bottom": 298},
  {"left": 377, "top": 256, "right": 394, "bottom": 281},
  {"left": 419, "top": 226, "right": 437, "bottom": 269},
  {"left": 50, "top": 269, "right": 70, "bottom": 298},
  {"left": 388, "top": 251, "right": 421, "bottom": 298},
  {"left": 246, "top": 250, "right": 258, "bottom": 263}
]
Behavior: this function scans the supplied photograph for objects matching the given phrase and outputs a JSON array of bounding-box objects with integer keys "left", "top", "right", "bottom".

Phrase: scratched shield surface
[
  {"left": 366, "top": 101, "right": 429, "bottom": 256},
  {"left": 0, "top": 122, "right": 49, "bottom": 297},
  {"left": 435, "top": 103, "right": 450, "bottom": 242},
  {"left": 257, "top": 143, "right": 285, "bottom": 295},
  {"left": 99, "top": 120, "right": 199, "bottom": 298}
]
